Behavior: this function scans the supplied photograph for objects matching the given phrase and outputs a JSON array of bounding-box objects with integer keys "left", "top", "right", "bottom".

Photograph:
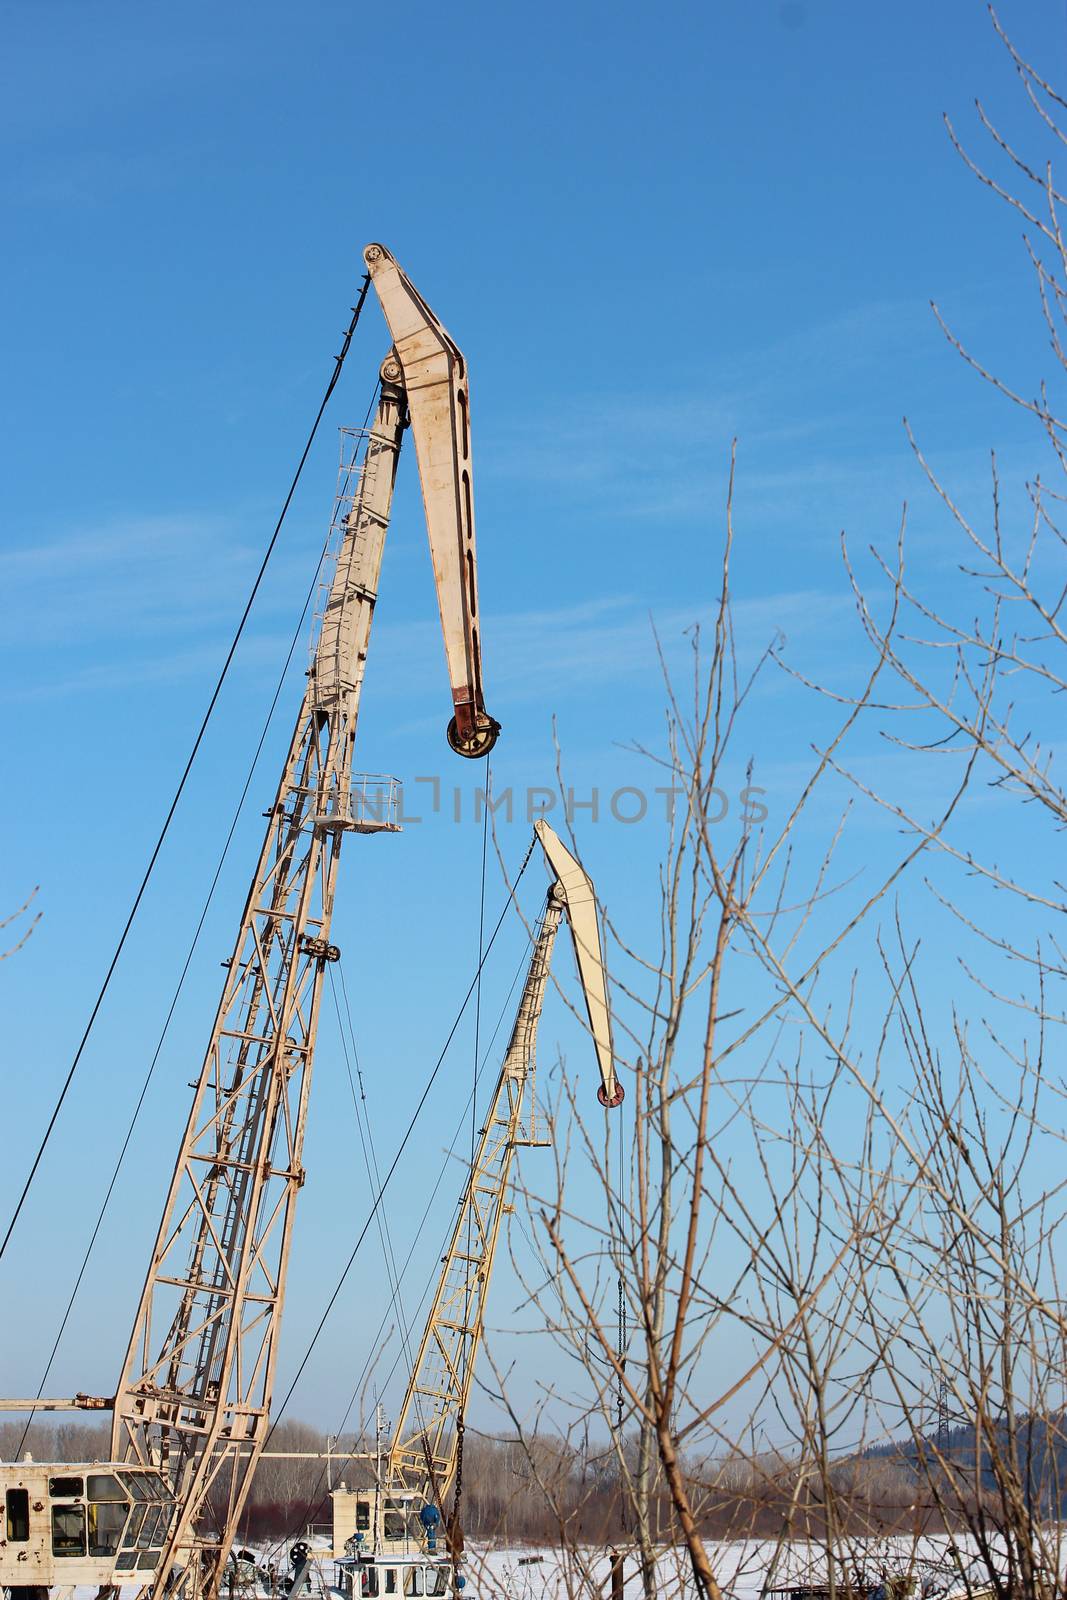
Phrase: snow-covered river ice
[{"left": 205, "top": 1531, "right": 1064, "bottom": 1600}]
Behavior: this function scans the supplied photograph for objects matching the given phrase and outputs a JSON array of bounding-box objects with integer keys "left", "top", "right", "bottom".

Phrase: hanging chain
[{"left": 449, "top": 1416, "right": 466, "bottom": 1561}]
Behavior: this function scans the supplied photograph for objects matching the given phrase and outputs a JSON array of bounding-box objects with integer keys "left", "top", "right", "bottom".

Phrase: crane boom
[
  {"left": 363, "top": 243, "right": 499, "bottom": 759},
  {"left": 534, "top": 820, "right": 621, "bottom": 1108},
  {"left": 109, "top": 246, "right": 497, "bottom": 1600},
  {"left": 384, "top": 823, "right": 619, "bottom": 1517}
]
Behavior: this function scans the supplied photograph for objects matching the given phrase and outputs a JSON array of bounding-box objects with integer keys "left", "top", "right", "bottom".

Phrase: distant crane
[
  {"left": 0, "top": 243, "right": 499, "bottom": 1600},
  {"left": 331, "top": 819, "right": 622, "bottom": 1591}
]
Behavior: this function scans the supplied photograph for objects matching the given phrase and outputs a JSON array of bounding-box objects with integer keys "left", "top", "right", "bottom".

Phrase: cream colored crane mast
[
  {"left": 385, "top": 820, "right": 622, "bottom": 1517},
  {"left": 108, "top": 244, "right": 499, "bottom": 1600}
]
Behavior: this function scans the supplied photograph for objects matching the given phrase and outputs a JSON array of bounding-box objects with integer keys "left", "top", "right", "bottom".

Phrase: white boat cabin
[
  {"left": 330, "top": 1488, "right": 457, "bottom": 1600},
  {"left": 334, "top": 1555, "right": 452, "bottom": 1600},
  {"left": 330, "top": 1487, "right": 445, "bottom": 1559},
  {"left": 0, "top": 1459, "right": 176, "bottom": 1594}
]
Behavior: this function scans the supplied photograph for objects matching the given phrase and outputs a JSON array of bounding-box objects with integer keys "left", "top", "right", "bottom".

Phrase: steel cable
[
  {"left": 0, "top": 279, "right": 371, "bottom": 1266},
  {"left": 13, "top": 380, "right": 385, "bottom": 1455}
]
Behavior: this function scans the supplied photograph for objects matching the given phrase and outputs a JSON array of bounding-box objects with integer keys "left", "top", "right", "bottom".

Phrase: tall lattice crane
[
  {"left": 110, "top": 244, "right": 500, "bottom": 1600},
  {"left": 332, "top": 821, "right": 622, "bottom": 1568},
  {"left": 0, "top": 243, "right": 498, "bottom": 1600}
]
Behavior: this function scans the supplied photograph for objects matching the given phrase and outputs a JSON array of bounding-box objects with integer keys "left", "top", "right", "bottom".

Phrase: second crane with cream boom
[{"left": 332, "top": 820, "right": 622, "bottom": 1584}]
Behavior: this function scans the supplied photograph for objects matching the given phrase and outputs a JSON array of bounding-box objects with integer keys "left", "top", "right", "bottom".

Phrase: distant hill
[{"left": 861, "top": 1412, "right": 1067, "bottom": 1517}]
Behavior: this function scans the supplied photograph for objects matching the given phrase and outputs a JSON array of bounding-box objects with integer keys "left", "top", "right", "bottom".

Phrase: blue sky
[{"left": 2, "top": 0, "right": 1065, "bottom": 1448}]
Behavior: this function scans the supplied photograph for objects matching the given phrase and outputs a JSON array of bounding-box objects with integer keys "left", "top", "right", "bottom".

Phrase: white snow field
[
  {"left": 55, "top": 1531, "right": 1065, "bottom": 1600},
  {"left": 307, "top": 1530, "right": 1061, "bottom": 1600},
  {"left": 464, "top": 1537, "right": 1011, "bottom": 1600}
]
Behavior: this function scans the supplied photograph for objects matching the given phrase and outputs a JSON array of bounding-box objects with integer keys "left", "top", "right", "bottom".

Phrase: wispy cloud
[
  {"left": 358, "top": 589, "right": 854, "bottom": 718},
  {"left": 2, "top": 511, "right": 254, "bottom": 618},
  {"left": 0, "top": 630, "right": 300, "bottom": 706},
  {"left": 0, "top": 509, "right": 322, "bottom": 702},
  {"left": 1, "top": 487, "right": 855, "bottom": 708},
  {"left": 477, "top": 294, "right": 1041, "bottom": 548}
]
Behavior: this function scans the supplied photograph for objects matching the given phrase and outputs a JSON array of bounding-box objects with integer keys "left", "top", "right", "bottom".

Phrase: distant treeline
[{"left": 2, "top": 1417, "right": 1013, "bottom": 1546}]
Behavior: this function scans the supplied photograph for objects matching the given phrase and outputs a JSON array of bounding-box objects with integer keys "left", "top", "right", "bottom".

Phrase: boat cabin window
[
  {"left": 385, "top": 1570, "right": 397, "bottom": 1594},
  {"left": 404, "top": 1570, "right": 423, "bottom": 1596},
  {"left": 5, "top": 1488, "right": 30, "bottom": 1542},
  {"left": 88, "top": 1472, "right": 127, "bottom": 1502},
  {"left": 356, "top": 1497, "right": 371, "bottom": 1531},
  {"left": 361, "top": 1569, "right": 379, "bottom": 1597},
  {"left": 89, "top": 1500, "right": 130, "bottom": 1556},
  {"left": 123, "top": 1471, "right": 156, "bottom": 1501},
  {"left": 52, "top": 1502, "right": 87, "bottom": 1557},
  {"left": 49, "top": 1475, "right": 84, "bottom": 1498},
  {"left": 122, "top": 1502, "right": 149, "bottom": 1547},
  {"left": 426, "top": 1570, "right": 447, "bottom": 1597},
  {"left": 383, "top": 1506, "right": 406, "bottom": 1540},
  {"left": 139, "top": 1504, "right": 168, "bottom": 1547}
]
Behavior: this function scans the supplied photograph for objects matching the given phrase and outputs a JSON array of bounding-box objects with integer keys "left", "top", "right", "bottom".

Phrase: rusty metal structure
[{"left": 1, "top": 243, "right": 498, "bottom": 1600}]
